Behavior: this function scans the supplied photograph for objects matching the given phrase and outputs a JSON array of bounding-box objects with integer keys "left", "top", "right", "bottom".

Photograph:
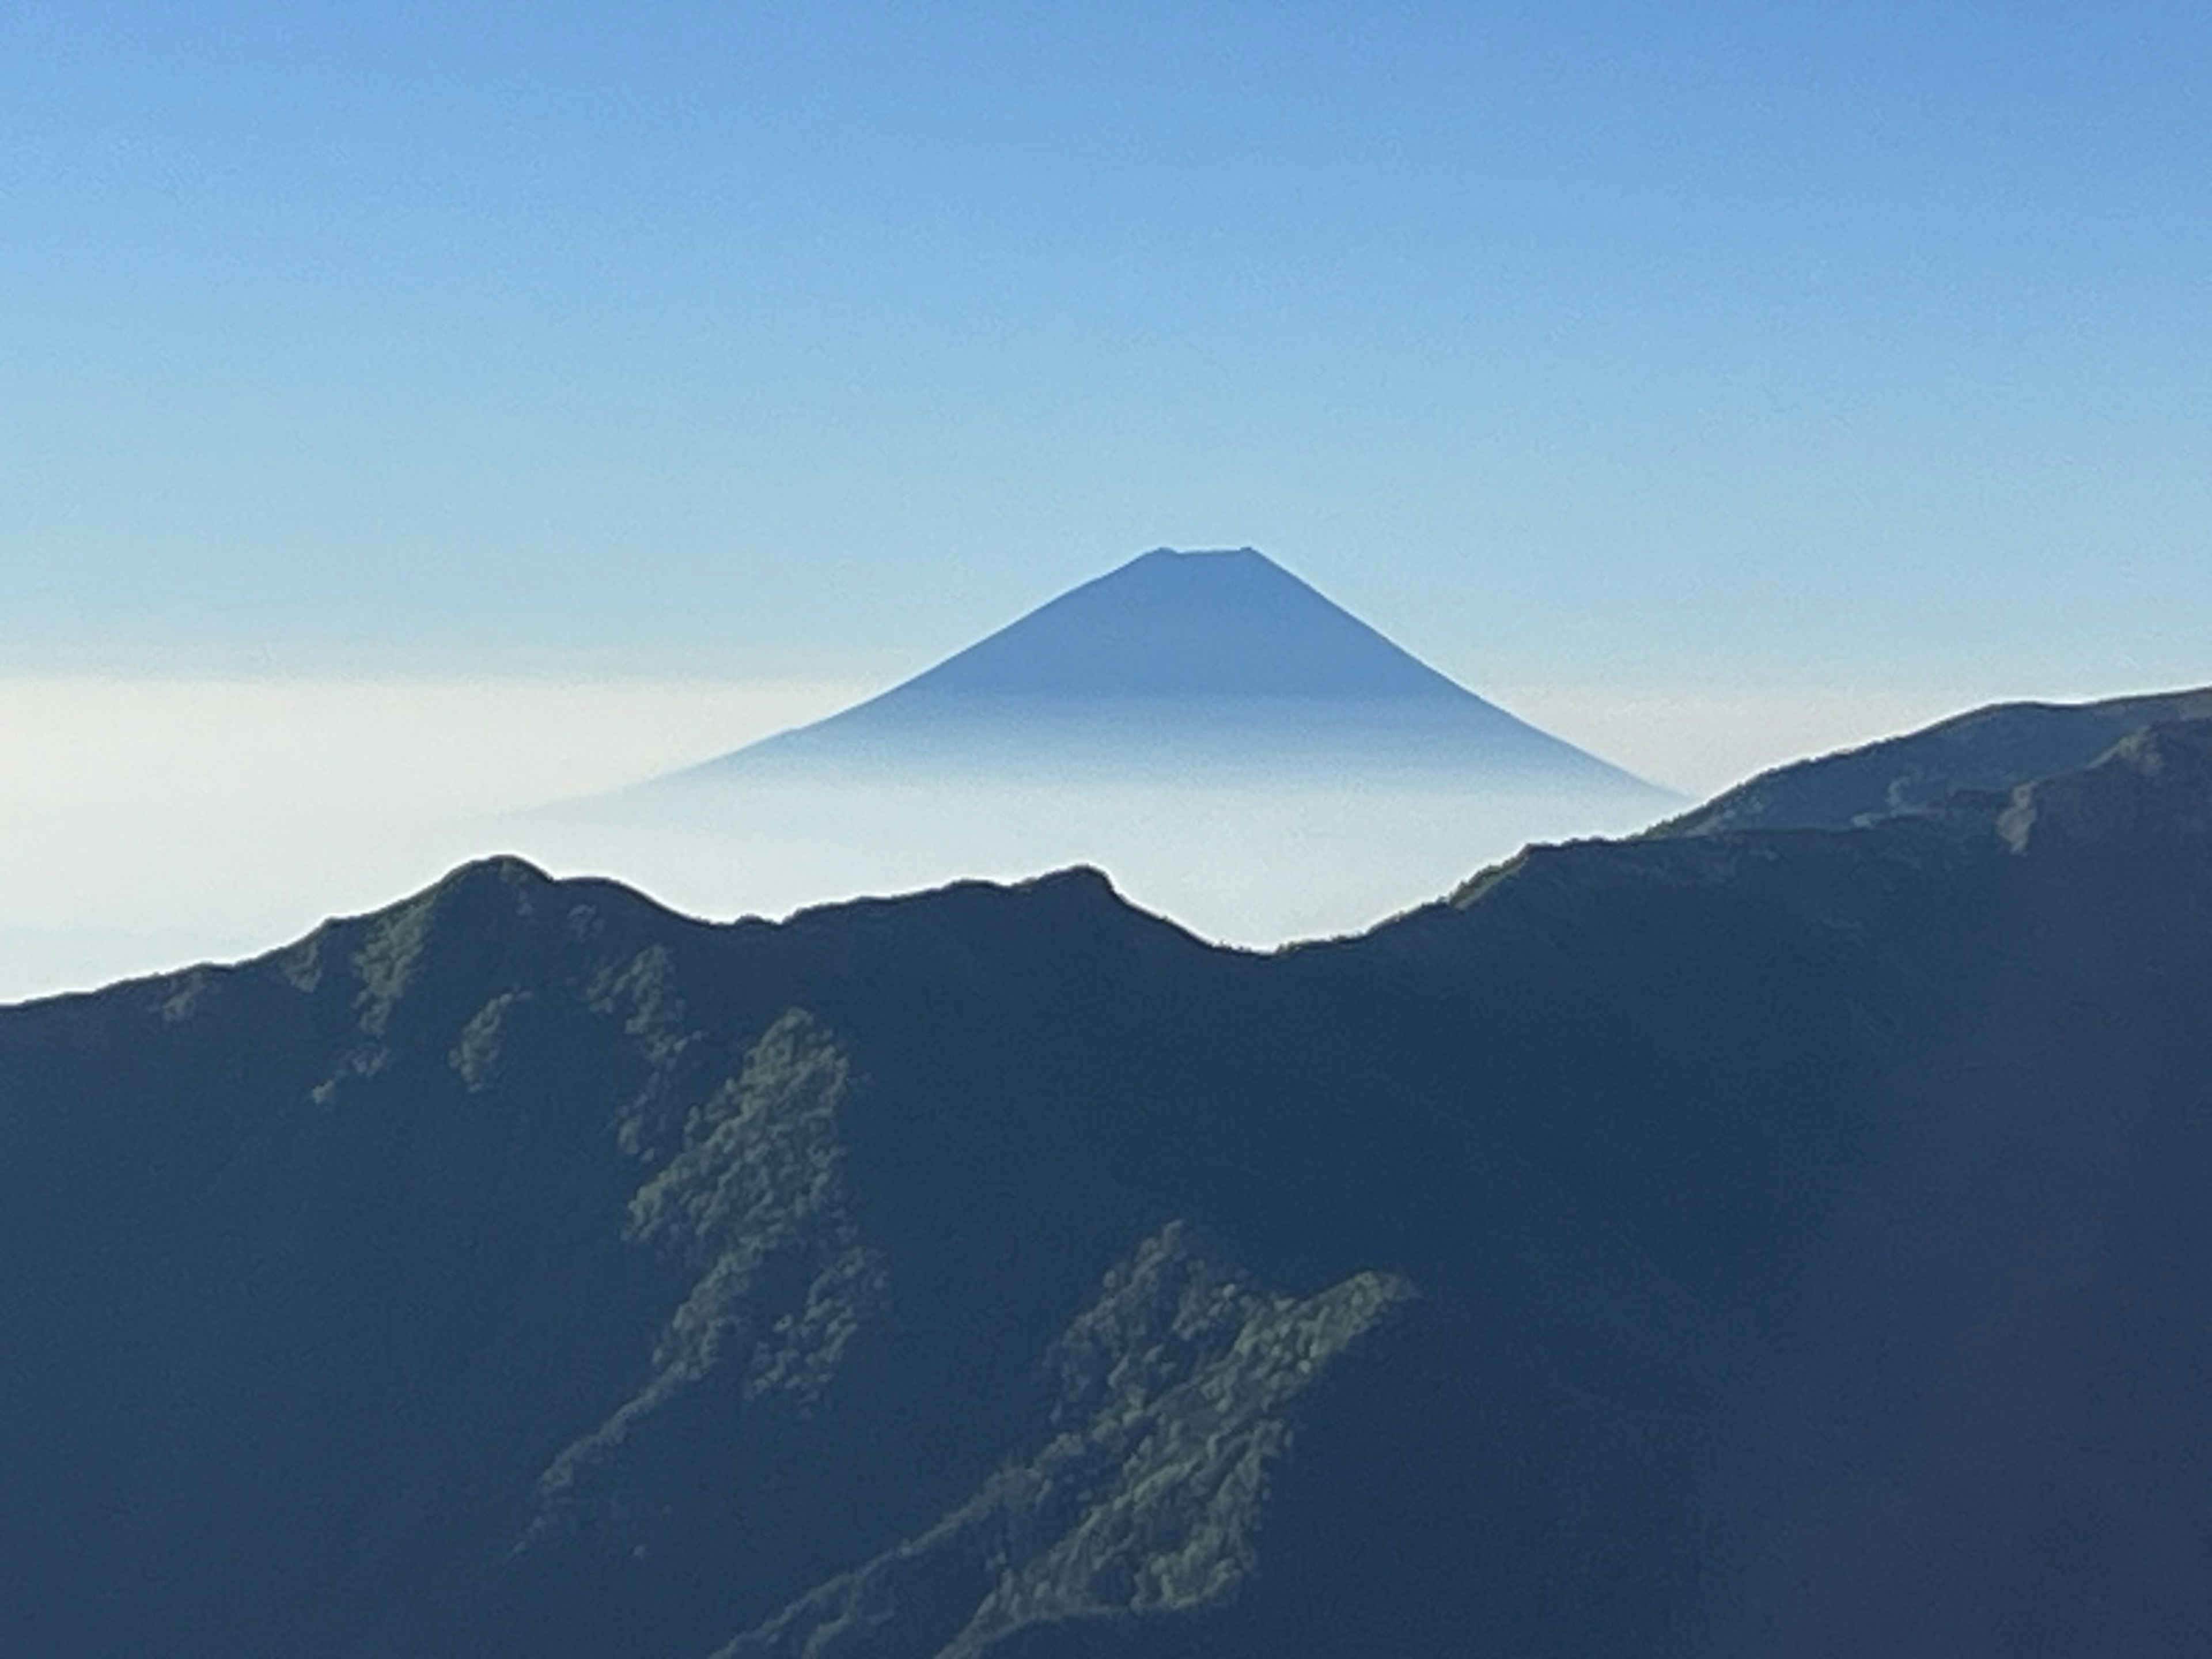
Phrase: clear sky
[{"left": 4, "top": 1, "right": 2209, "bottom": 693}]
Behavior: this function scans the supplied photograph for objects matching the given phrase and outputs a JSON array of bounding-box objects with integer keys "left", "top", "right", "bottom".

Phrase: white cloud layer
[
  {"left": 0, "top": 676, "right": 854, "bottom": 999},
  {"left": 0, "top": 673, "right": 2020, "bottom": 1003}
]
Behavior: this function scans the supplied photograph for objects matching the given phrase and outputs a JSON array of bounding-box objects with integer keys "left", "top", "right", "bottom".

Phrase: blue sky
[{"left": 4, "top": 1, "right": 2208, "bottom": 690}]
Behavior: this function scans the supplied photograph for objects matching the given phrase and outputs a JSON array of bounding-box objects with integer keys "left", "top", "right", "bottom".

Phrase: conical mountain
[{"left": 680, "top": 548, "right": 1664, "bottom": 796}]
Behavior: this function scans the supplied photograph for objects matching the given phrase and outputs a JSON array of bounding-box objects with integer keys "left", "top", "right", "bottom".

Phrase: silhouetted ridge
[
  {"left": 8, "top": 696, "right": 2212, "bottom": 1655},
  {"left": 1656, "top": 683, "right": 2212, "bottom": 838}
]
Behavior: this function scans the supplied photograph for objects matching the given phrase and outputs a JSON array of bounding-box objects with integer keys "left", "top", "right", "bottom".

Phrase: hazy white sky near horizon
[{"left": 0, "top": 662, "right": 2079, "bottom": 1002}]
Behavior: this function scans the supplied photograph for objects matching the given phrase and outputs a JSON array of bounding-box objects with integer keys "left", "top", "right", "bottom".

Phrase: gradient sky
[{"left": 4, "top": 1, "right": 2209, "bottom": 693}]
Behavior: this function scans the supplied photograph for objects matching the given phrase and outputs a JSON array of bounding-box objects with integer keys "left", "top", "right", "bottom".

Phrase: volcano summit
[
  {"left": 543, "top": 549, "right": 1676, "bottom": 946},
  {"left": 679, "top": 548, "right": 1665, "bottom": 798}
]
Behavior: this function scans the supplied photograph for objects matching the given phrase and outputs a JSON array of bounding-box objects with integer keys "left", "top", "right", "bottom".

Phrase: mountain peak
[
  {"left": 892, "top": 544, "right": 1465, "bottom": 704},
  {"left": 684, "top": 547, "right": 1665, "bottom": 795}
]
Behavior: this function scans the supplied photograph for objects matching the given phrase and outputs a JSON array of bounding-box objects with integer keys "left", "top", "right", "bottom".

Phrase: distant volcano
[{"left": 679, "top": 548, "right": 1665, "bottom": 797}]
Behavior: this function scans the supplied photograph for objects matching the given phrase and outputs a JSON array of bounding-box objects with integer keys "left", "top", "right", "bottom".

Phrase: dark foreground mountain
[
  {"left": 6, "top": 700, "right": 2212, "bottom": 1656},
  {"left": 671, "top": 547, "right": 1664, "bottom": 797},
  {"left": 1659, "top": 681, "right": 2212, "bottom": 836}
]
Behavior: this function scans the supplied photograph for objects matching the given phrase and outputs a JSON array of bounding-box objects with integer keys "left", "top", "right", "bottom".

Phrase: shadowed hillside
[
  {"left": 3, "top": 704, "right": 2212, "bottom": 1656},
  {"left": 1655, "top": 683, "right": 2212, "bottom": 837}
]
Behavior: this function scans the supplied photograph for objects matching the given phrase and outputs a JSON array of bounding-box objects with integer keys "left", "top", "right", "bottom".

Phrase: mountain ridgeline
[
  {"left": 6, "top": 693, "right": 2212, "bottom": 1656},
  {"left": 1656, "top": 683, "right": 2212, "bottom": 836}
]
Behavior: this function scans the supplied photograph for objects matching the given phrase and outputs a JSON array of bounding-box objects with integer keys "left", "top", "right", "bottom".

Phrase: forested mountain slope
[{"left": 4, "top": 716, "right": 2211, "bottom": 1657}]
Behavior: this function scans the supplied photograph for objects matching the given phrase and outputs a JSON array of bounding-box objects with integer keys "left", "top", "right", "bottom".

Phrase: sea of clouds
[{"left": 0, "top": 674, "right": 1985, "bottom": 1002}]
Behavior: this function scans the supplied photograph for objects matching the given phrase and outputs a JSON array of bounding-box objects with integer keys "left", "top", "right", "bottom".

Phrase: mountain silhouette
[
  {"left": 1657, "top": 682, "right": 2212, "bottom": 836},
  {"left": 678, "top": 548, "right": 1663, "bottom": 794},
  {"left": 5, "top": 691, "right": 2212, "bottom": 1656}
]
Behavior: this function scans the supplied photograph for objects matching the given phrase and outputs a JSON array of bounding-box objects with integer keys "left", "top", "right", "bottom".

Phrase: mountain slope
[
  {"left": 679, "top": 548, "right": 1661, "bottom": 793},
  {"left": 1655, "top": 683, "right": 2212, "bottom": 837},
  {"left": 4, "top": 718, "right": 2212, "bottom": 1655}
]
